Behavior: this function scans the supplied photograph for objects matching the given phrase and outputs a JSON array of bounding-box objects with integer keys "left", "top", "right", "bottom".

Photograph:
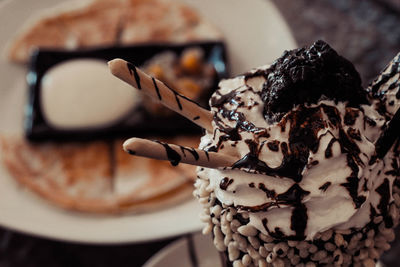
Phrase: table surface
[{"left": 1, "top": 0, "right": 400, "bottom": 266}]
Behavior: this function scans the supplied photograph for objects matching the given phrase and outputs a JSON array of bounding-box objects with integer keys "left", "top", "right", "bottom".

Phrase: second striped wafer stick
[
  {"left": 123, "top": 137, "right": 237, "bottom": 169},
  {"left": 108, "top": 58, "right": 214, "bottom": 132}
]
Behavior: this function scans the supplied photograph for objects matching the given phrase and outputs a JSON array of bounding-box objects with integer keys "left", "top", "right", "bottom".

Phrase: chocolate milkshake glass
[
  {"left": 108, "top": 40, "right": 400, "bottom": 267},
  {"left": 194, "top": 41, "right": 400, "bottom": 267}
]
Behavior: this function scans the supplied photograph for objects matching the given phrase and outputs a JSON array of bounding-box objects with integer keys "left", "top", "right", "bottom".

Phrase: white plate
[
  {"left": 143, "top": 232, "right": 222, "bottom": 267},
  {"left": 0, "top": 0, "right": 296, "bottom": 244},
  {"left": 144, "top": 232, "right": 386, "bottom": 267}
]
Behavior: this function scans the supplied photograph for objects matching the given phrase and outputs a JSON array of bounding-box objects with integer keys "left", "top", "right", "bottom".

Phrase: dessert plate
[
  {"left": 0, "top": 0, "right": 296, "bottom": 243},
  {"left": 143, "top": 232, "right": 223, "bottom": 267}
]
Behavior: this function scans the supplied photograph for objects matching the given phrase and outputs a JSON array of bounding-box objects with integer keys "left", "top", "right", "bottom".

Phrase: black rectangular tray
[{"left": 25, "top": 41, "right": 228, "bottom": 142}]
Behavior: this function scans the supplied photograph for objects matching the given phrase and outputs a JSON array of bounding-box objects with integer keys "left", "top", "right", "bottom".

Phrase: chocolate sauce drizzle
[
  {"left": 319, "top": 182, "right": 331, "bottom": 192},
  {"left": 179, "top": 146, "right": 199, "bottom": 160},
  {"left": 155, "top": 140, "right": 181, "bottom": 166},
  {"left": 150, "top": 140, "right": 203, "bottom": 166},
  {"left": 220, "top": 177, "right": 234, "bottom": 190},
  {"left": 230, "top": 107, "right": 329, "bottom": 182},
  {"left": 344, "top": 108, "right": 359, "bottom": 126},
  {"left": 267, "top": 140, "right": 280, "bottom": 151},
  {"left": 375, "top": 178, "right": 393, "bottom": 228},
  {"left": 258, "top": 186, "right": 309, "bottom": 240},
  {"left": 238, "top": 184, "right": 310, "bottom": 240},
  {"left": 210, "top": 82, "right": 370, "bottom": 240},
  {"left": 340, "top": 154, "right": 366, "bottom": 209},
  {"left": 207, "top": 41, "right": 399, "bottom": 241},
  {"left": 325, "top": 138, "right": 337, "bottom": 158},
  {"left": 262, "top": 218, "right": 286, "bottom": 240}
]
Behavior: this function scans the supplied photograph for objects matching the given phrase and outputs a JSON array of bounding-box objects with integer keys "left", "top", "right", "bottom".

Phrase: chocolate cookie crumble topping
[{"left": 260, "top": 40, "right": 368, "bottom": 122}]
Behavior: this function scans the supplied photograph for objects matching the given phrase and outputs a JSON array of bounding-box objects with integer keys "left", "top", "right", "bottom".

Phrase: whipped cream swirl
[{"left": 198, "top": 53, "right": 399, "bottom": 240}]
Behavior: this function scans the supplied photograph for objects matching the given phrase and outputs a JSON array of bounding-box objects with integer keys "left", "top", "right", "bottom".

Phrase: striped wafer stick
[
  {"left": 123, "top": 137, "right": 237, "bottom": 169},
  {"left": 108, "top": 58, "right": 213, "bottom": 132}
]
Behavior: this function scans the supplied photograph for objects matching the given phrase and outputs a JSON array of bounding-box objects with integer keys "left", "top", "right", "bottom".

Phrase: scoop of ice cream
[{"left": 197, "top": 41, "right": 397, "bottom": 240}]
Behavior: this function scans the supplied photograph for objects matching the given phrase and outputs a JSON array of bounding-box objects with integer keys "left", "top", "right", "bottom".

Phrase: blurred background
[
  {"left": 1, "top": 0, "right": 400, "bottom": 266},
  {"left": 273, "top": 0, "right": 400, "bottom": 86}
]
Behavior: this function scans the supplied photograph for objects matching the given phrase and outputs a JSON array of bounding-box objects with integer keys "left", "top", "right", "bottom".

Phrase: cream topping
[{"left": 198, "top": 67, "right": 398, "bottom": 240}]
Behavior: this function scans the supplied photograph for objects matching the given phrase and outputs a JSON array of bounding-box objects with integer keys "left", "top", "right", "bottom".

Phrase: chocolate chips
[{"left": 259, "top": 40, "right": 368, "bottom": 122}]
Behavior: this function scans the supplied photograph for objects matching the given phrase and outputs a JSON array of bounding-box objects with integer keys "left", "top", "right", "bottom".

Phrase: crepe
[
  {"left": 0, "top": 135, "right": 198, "bottom": 213},
  {"left": 113, "top": 136, "right": 197, "bottom": 212},
  {"left": 7, "top": 0, "right": 222, "bottom": 63}
]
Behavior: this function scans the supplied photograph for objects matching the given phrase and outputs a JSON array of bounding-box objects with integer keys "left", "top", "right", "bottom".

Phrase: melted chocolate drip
[
  {"left": 325, "top": 138, "right": 337, "bottom": 158},
  {"left": 260, "top": 184, "right": 309, "bottom": 241},
  {"left": 231, "top": 144, "right": 302, "bottom": 183},
  {"left": 267, "top": 140, "right": 280, "bottom": 151},
  {"left": 385, "top": 157, "right": 400, "bottom": 177},
  {"left": 258, "top": 183, "right": 276, "bottom": 199},
  {"left": 307, "top": 160, "right": 319, "bottom": 168},
  {"left": 239, "top": 184, "right": 309, "bottom": 240},
  {"left": 319, "top": 182, "right": 331, "bottom": 192},
  {"left": 155, "top": 141, "right": 181, "bottom": 166},
  {"left": 210, "top": 89, "right": 241, "bottom": 108},
  {"left": 322, "top": 105, "right": 341, "bottom": 126},
  {"left": 375, "top": 178, "right": 393, "bottom": 228},
  {"left": 290, "top": 203, "right": 308, "bottom": 240},
  {"left": 234, "top": 213, "right": 250, "bottom": 225},
  {"left": 338, "top": 128, "right": 361, "bottom": 156},
  {"left": 347, "top": 128, "right": 362, "bottom": 141},
  {"left": 215, "top": 101, "right": 367, "bottom": 233},
  {"left": 231, "top": 107, "right": 330, "bottom": 182},
  {"left": 344, "top": 108, "right": 359, "bottom": 126},
  {"left": 364, "top": 116, "right": 377, "bottom": 127},
  {"left": 210, "top": 87, "right": 266, "bottom": 152},
  {"left": 340, "top": 155, "right": 366, "bottom": 208},
  {"left": 220, "top": 177, "right": 234, "bottom": 190},
  {"left": 216, "top": 108, "right": 260, "bottom": 133},
  {"left": 369, "top": 204, "right": 377, "bottom": 222},
  {"left": 262, "top": 218, "right": 285, "bottom": 240},
  {"left": 276, "top": 184, "right": 310, "bottom": 205},
  {"left": 179, "top": 146, "right": 199, "bottom": 160},
  {"left": 238, "top": 184, "right": 309, "bottom": 210}
]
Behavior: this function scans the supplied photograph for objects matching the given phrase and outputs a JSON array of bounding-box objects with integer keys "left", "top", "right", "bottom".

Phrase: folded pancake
[
  {"left": 0, "top": 135, "right": 198, "bottom": 213},
  {"left": 7, "top": 0, "right": 222, "bottom": 63},
  {"left": 113, "top": 136, "right": 198, "bottom": 212},
  {"left": 0, "top": 136, "right": 115, "bottom": 212}
]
